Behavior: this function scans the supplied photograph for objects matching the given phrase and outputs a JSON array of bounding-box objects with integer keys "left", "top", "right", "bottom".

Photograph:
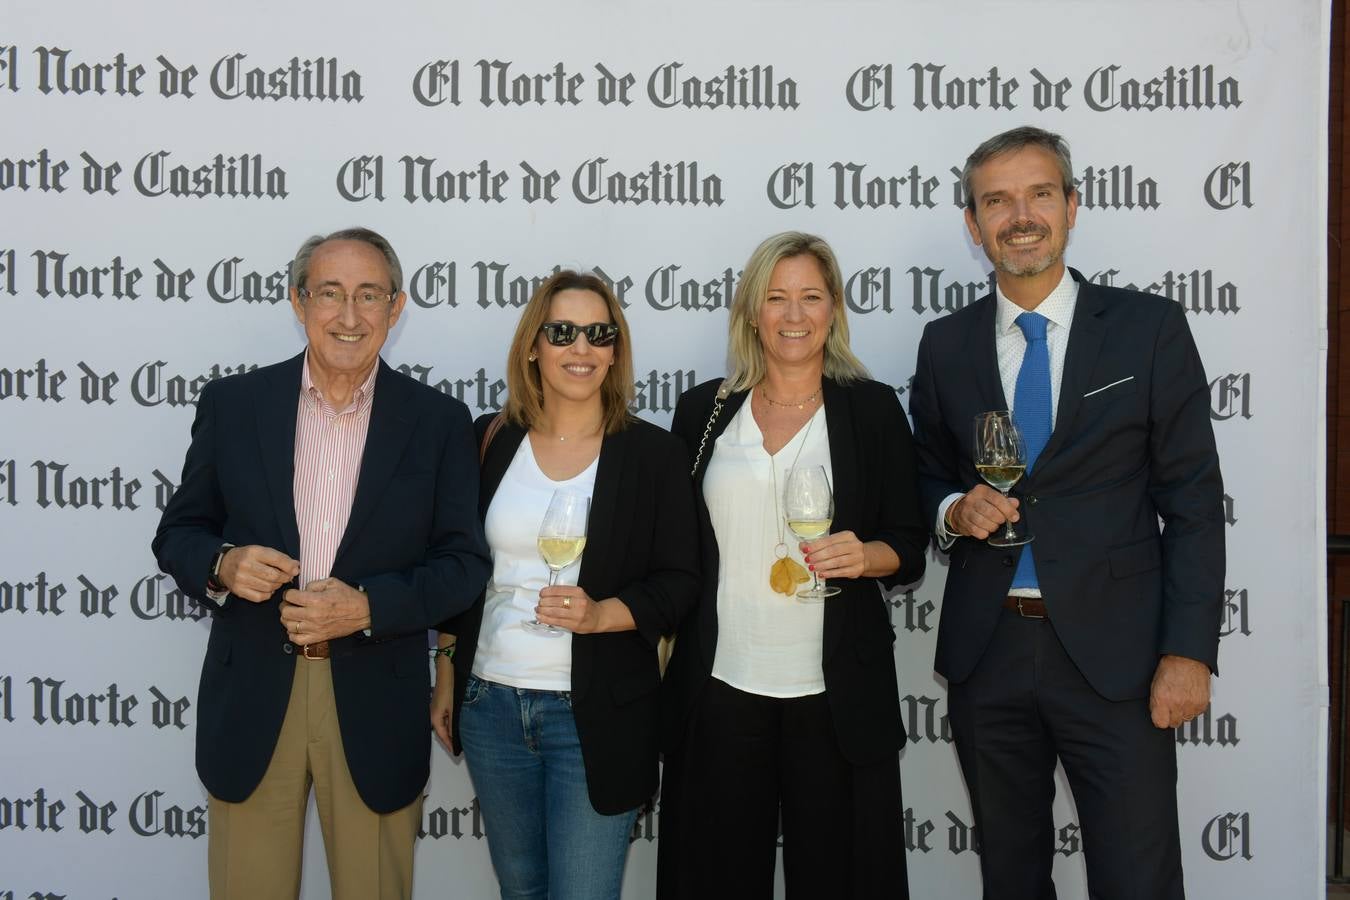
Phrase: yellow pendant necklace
[{"left": 767, "top": 409, "right": 815, "bottom": 596}]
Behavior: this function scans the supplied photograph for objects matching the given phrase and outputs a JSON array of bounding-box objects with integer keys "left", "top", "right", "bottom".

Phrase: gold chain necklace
[
  {"left": 767, "top": 411, "right": 815, "bottom": 596},
  {"left": 760, "top": 385, "right": 821, "bottom": 410},
  {"left": 536, "top": 417, "right": 603, "bottom": 443}
]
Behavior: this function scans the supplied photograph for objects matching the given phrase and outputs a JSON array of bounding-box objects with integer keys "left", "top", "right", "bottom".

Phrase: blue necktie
[{"left": 1011, "top": 312, "right": 1050, "bottom": 590}]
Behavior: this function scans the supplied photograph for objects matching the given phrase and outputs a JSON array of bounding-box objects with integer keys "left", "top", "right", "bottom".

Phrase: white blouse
[
  {"left": 471, "top": 436, "right": 598, "bottom": 692},
  {"left": 706, "top": 402, "right": 832, "bottom": 697}
]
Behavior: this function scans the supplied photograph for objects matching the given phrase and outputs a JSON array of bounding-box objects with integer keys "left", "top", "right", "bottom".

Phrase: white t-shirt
[
  {"left": 471, "top": 436, "right": 598, "bottom": 691},
  {"left": 706, "top": 402, "right": 832, "bottom": 697}
]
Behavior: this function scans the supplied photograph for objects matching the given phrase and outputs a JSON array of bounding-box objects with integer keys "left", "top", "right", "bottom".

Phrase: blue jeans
[{"left": 459, "top": 675, "right": 638, "bottom": 900}]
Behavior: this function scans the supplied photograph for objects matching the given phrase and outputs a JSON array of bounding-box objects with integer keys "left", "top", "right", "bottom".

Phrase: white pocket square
[{"left": 1082, "top": 376, "right": 1135, "bottom": 398}]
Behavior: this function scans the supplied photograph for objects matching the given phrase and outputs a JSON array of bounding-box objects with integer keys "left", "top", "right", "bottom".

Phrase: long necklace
[
  {"left": 760, "top": 385, "right": 821, "bottom": 410},
  {"left": 767, "top": 410, "right": 816, "bottom": 596}
]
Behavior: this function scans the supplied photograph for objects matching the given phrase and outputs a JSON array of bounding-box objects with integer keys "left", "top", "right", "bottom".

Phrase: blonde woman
[{"left": 658, "top": 233, "right": 927, "bottom": 898}]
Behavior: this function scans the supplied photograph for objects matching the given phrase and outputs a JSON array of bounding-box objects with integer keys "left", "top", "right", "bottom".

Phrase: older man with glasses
[{"left": 153, "top": 226, "right": 491, "bottom": 900}]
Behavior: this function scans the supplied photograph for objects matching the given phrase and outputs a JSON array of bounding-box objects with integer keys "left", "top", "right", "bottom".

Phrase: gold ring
[{"left": 563, "top": 597, "right": 572, "bottom": 609}]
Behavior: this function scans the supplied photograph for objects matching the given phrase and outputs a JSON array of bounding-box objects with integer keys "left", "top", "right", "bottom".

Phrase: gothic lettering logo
[
  {"left": 1175, "top": 705, "right": 1239, "bottom": 748},
  {"left": 1204, "top": 162, "right": 1253, "bottom": 210},
  {"left": 1201, "top": 812, "right": 1252, "bottom": 861},
  {"left": 1218, "top": 588, "right": 1250, "bottom": 639},
  {"left": 900, "top": 694, "right": 952, "bottom": 744},
  {"left": 1209, "top": 373, "right": 1252, "bottom": 421},
  {"left": 419, "top": 797, "right": 486, "bottom": 840}
]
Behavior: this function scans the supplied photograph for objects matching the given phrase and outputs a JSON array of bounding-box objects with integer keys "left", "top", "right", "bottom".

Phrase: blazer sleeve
[
  {"left": 908, "top": 323, "right": 963, "bottom": 532},
  {"left": 867, "top": 384, "right": 929, "bottom": 590},
  {"left": 616, "top": 433, "right": 701, "bottom": 646},
  {"left": 364, "top": 398, "right": 492, "bottom": 638},
  {"left": 435, "top": 412, "right": 499, "bottom": 637},
  {"left": 1146, "top": 303, "right": 1226, "bottom": 672},
  {"left": 152, "top": 379, "right": 231, "bottom": 607}
]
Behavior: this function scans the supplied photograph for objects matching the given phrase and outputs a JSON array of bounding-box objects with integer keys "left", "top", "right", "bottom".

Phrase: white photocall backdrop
[{"left": 0, "top": 1, "right": 1328, "bottom": 897}]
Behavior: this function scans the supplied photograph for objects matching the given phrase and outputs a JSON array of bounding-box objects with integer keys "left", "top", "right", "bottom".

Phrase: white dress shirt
[{"left": 706, "top": 401, "right": 831, "bottom": 698}]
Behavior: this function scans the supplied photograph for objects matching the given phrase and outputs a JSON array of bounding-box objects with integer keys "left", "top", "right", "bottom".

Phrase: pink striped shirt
[{"left": 294, "top": 354, "right": 378, "bottom": 588}]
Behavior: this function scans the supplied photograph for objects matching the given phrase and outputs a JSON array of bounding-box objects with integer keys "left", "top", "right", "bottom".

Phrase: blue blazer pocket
[{"left": 1107, "top": 537, "right": 1161, "bottom": 579}]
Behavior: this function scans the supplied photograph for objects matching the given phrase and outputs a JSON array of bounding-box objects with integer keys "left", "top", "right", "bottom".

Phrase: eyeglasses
[
  {"left": 299, "top": 286, "right": 394, "bottom": 309},
  {"left": 539, "top": 321, "right": 619, "bottom": 347}
]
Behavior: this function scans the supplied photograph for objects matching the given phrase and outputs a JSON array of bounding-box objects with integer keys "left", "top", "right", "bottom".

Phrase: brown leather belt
[
  {"left": 1003, "top": 596, "right": 1047, "bottom": 619},
  {"left": 297, "top": 641, "right": 330, "bottom": 659}
]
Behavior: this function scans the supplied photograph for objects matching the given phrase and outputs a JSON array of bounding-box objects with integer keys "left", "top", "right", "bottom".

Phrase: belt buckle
[
  {"left": 1017, "top": 598, "right": 1045, "bottom": 620},
  {"left": 302, "top": 643, "right": 324, "bottom": 660}
]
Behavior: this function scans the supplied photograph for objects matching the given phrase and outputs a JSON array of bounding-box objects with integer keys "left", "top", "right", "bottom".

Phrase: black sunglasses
[{"left": 539, "top": 321, "right": 620, "bottom": 347}]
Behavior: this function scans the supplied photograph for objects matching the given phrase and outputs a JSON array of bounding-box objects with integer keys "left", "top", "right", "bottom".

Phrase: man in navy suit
[
  {"left": 909, "top": 127, "right": 1224, "bottom": 899},
  {"left": 153, "top": 227, "right": 490, "bottom": 900}
]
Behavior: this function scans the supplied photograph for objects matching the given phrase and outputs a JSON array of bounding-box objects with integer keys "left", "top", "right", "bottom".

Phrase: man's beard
[{"left": 993, "top": 224, "right": 1063, "bottom": 277}]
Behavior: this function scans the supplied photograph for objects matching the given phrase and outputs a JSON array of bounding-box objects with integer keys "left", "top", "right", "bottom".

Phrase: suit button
[
  {"left": 1002, "top": 556, "right": 1014, "bottom": 567},
  {"left": 282, "top": 643, "right": 294, "bottom": 655},
  {"left": 1026, "top": 495, "right": 1039, "bottom": 505}
]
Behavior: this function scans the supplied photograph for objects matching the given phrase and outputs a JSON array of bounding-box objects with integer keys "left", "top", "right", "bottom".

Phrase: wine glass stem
[
  {"left": 1002, "top": 490, "right": 1016, "bottom": 539},
  {"left": 537, "top": 569, "right": 558, "bottom": 626}
]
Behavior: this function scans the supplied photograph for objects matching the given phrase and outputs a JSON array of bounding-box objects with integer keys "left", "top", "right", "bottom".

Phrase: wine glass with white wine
[
  {"left": 783, "top": 465, "right": 841, "bottom": 602},
  {"left": 973, "top": 411, "right": 1033, "bottom": 547},
  {"left": 526, "top": 489, "right": 590, "bottom": 635}
]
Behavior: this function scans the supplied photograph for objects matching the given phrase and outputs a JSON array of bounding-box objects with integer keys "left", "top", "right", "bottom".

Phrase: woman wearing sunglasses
[
  {"left": 430, "top": 270, "right": 699, "bottom": 900},
  {"left": 656, "top": 233, "right": 929, "bottom": 898}
]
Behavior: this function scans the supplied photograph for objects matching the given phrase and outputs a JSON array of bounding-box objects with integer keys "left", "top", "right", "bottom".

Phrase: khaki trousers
[{"left": 207, "top": 658, "right": 423, "bottom": 900}]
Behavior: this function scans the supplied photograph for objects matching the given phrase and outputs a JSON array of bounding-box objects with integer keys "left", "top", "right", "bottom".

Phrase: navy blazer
[
  {"left": 443, "top": 415, "right": 700, "bottom": 816},
  {"left": 909, "top": 269, "right": 1225, "bottom": 701},
  {"left": 662, "top": 377, "right": 928, "bottom": 765},
  {"left": 153, "top": 352, "right": 491, "bottom": 813}
]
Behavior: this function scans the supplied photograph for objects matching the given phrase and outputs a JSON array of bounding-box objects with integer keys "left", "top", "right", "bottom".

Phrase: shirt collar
[
  {"left": 301, "top": 351, "right": 379, "bottom": 413},
  {"left": 995, "top": 267, "right": 1079, "bottom": 336}
]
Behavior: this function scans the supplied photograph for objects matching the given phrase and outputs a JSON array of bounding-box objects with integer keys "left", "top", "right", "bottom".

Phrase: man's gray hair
[
  {"left": 290, "top": 227, "right": 404, "bottom": 294},
  {"left": 961, "top": 126, "right": 1075, "bottom": 212}
]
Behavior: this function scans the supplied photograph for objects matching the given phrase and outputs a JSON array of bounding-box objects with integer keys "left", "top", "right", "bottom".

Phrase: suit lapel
[
  {"left": 820, "top": 380, "right": 858, "bottom": 663},
  {"left": 968, "top": 291, "right": 1007, "bottom": 413},
  {"left": 479, "top": 421, "right": 526, "bottom": 514},
  {"left": 579, "top": 430, "right": 623, "bottom": 591},
  {"left": 1035, "top": 271, "right": 1107, "bottom": 472},
  {"left": 821, "top": 379, "right": 858, "bottom": 537},
  {"left": 257, "top": 353, "right": 304, "bottom": 558},
  {"left": 334, "top": 361, "right": 418, "bottom": 563}
]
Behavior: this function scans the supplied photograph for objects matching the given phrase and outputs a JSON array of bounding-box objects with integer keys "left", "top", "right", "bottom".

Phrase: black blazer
[
  {"left": 909, "top": 269, "right": 1225, "bottom": 701},
  {"left": 152, "top": 353, "right": 491, "bottom": 814},
  {"left": 662, "top": 377, "right": 928, "bottom": 765},
  {"left": 444, "top": 415, "right": 700, "bottom": 815}
]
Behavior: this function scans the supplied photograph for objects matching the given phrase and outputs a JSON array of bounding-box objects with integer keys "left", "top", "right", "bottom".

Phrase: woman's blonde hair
[
  {"left": 504, "top": 270, "right": 634, "bottom": 434},
  {"left": 724, "top": 231, "right": 869, "bottom": 392}
]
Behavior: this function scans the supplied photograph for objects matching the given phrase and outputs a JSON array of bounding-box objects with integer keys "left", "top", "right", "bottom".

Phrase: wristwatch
[{"left": 207, "top": 543, "right": 234, "bottom": 593}]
